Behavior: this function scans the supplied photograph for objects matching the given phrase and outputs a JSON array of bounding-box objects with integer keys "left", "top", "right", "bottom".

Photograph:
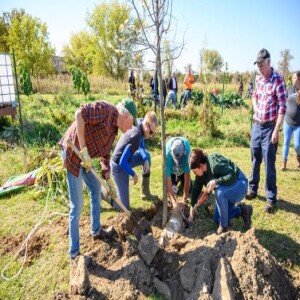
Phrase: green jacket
[{"left": 191, "top": 154, "right": 240, "bottom": 206}]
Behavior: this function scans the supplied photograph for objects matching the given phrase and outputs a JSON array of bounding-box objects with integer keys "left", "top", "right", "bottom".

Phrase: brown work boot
[
  {"left": 246, "top": 190, "right": 257, "bottom": 200},
  {"left": 297, "top": 155, "right": 300, "bottom": 168},
  {"left": 281, "top": 160, "right": 287, "bottom": 171},
  {"left": 239, "top": 203, "right": 253, "bottom": 230},
  {"left": 92, "top": 226, "right": 116, "bottom": 241}
]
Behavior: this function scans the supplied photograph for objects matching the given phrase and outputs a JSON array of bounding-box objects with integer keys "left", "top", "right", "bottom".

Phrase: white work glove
[
  {"left": 80, "top": 147, "right": 92, "bottom": 172},
  {"left": 106, "top": 178, "right": 117, "bottom": 199},
  {"left": 142, "top": 160, "right": 150, "bottom": 175}
]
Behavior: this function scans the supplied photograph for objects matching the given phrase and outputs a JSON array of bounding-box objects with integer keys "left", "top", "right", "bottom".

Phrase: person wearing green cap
[{"left": 59, "top": 98, "right": 137, "bottom": 259}]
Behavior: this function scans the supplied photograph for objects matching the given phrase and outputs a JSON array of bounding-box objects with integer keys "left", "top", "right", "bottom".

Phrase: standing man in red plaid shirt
[
  {"left": 59, "top": 99, "right": 137, "bottom": 259},
  {"left": 246, "top": 49, "right": 287, "bottom": 213}
]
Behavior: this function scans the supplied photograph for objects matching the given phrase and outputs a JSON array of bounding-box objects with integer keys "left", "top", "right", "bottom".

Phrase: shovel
[
  {"left": 66, "top": 138, "right": 152, "bottom": 241},
  {"left": 194, "top": 190, "right": 210, "bottom": 209}
]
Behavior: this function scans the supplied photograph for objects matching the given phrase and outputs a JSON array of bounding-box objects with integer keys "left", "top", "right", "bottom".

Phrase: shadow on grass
[
  {"left": 23, "top": 120, "right": 62, "bottom": 146},
  {"left": 255, "top": 229, "right": 300, "bottom": 268},
  {"left": 277, "top": 198, "right": 300, "bottom": 215}
]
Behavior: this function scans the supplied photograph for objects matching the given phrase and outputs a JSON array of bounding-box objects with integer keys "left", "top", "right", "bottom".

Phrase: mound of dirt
[
  {"left": 3, "top": 200, "right": 297, "bottom": 299},
  {"left": 55, "top": 201, "right": 298, "bottom": 300}
]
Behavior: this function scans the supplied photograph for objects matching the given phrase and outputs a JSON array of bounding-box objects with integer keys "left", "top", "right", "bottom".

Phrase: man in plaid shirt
[
  {"left": 59, "top": 99, "right": 137, "bottom": 259},
  {"left": 246, "top": 48, "right": 287, "bottom": 213}
]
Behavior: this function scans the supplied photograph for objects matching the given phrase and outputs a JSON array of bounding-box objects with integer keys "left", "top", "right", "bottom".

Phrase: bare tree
[
  {"left": 277, "top": 49, "right": 294, "bottom": 80},
  {"left": 128, "top": 0, "right": 184, "bottom": 226}
]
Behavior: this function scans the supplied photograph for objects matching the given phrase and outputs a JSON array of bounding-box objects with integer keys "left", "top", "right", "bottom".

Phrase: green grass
[{"left": 0, "top": 93, "right": 299, "bottom": 299}]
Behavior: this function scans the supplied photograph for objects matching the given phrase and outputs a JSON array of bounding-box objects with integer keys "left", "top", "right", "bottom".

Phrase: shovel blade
[{"left": 133, "top": 217, "right": 152, "bottom": 241}]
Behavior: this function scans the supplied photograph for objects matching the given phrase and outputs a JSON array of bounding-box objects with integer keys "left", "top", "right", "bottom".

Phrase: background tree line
[{"left": 0, "top": 0, "right": 295, "bottom": 91}]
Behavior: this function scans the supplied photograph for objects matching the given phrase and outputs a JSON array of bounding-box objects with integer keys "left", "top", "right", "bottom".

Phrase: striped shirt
[
  {"left": 59, "top": 101, "right": 119, "bottom": 177},
  {"left": 252, "top": 68, "right": 286, "bottom": 123}
]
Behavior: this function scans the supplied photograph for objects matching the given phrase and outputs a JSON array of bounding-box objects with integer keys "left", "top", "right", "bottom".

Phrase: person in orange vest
[{"left": 180, "top": 64, "right": 194, "bottom": 108}]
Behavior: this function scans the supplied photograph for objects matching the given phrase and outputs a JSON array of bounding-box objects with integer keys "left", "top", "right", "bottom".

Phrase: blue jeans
[
  {"left": 249, "top": 123, "right": 277, "bottom": 205},
  {"left": 62, "top": 150, "right": 102, "bottom": 258},
  {"left": 282, "top": 120, "right": 300, "bottom": 161},
  {"left": 213, "top": 170, "right": 248, "bottom": 227},
  {"left": 180, "top": 89, "right": 192, "bottom": 107},
  {"left": 165, "top": 91, "right": 177, "bottom": 108},
  {"left": 110, "top": 150, "right": 151, "bottom": 210}
]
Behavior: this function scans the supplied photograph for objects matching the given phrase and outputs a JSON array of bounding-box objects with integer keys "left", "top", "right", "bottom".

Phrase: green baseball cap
[{"left": 122, "top": 98, "right": 137, "bottom": 125}]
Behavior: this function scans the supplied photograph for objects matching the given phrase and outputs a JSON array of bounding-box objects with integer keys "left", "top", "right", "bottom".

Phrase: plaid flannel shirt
[
  {"left": 252, "top": 68, "right": 286, "bottom": 123},
  {"left": 59, "top": 101, "right": 119, "bottom": 177}
]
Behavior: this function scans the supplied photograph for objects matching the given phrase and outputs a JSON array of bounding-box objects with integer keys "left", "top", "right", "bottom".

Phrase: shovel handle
[
  {"left": 66, "top": 138, "right": 132, "bottom": 219},
  {"left": 195, "top": 191, "right": 209, "bottom": 208}
]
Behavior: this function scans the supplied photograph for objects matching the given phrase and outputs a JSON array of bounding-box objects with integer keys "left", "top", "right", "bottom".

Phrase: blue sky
[{"left": 1, "top": 0, "right": 299, "bottom": 73}]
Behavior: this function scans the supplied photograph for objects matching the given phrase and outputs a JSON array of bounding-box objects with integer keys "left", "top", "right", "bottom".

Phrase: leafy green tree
[
  {"left": 7, "top": 13, "right": 55, "bottom": 78},
  {"left": 70, "top": 66, "right": 90, "bottom": 95},
  {"left": 200, "top": 49, "right": 223, "bottom": 83},
  {"left": 87, "top": 0, "right": 140, "bottom": 80},
  {"left": 70, "top": 66, "right": 82, "bottom": 94},
  {"left": 19, "top": 63, "right": 33, "bottom": 96},
  {"left": 62, "top": 31, "right": 95, "bottom": 74},
  {"left": 0, "top": 9, "right": 26, "bottom": 52}
]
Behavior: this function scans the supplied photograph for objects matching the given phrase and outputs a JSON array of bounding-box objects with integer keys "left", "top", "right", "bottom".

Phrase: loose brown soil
[{"left": 1, "top": 200, "right": 299, "bottom": 299}]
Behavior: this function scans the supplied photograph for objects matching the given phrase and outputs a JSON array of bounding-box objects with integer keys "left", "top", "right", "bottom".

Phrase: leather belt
[{"left": 253, "top": 119, "right": 276, "bottom": 126}]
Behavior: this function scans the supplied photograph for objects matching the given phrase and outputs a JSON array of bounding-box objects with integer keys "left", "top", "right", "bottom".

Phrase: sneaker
[
  {"left": 245, "top": 191, "right": 257, "bottom": 200},
  {"left": 216, "top": 225, "right": 229, "bottom": 235},
  {"left": 264, "top": 202, "right": 275, "bottom": 213},
  {"left": 92, "top": 226, "right": 116, "bottom": 241},
  {"left": 239, "top": 203, "right": 253, "bottom": 230}
]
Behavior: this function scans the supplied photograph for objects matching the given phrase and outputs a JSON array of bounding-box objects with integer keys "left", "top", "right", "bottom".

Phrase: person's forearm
[
  {"left": 275, "top": 113, "right": 284, "bottom": 132},
  {"left": 166, "top": 178, "right": 177, "bottom": 208},
  {"left": 75, "top": 110, "right": 86, "bottom": 149},
  {"left": 183, "top": 173, "right": 190, "bottom": 203},
  {"left": 251, "top": 97, "right": 257, "bottom": 112}
]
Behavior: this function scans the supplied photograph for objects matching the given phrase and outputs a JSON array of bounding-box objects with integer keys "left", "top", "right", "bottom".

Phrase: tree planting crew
[
  {"left": 180, "top": 64, "right": 194, "bottom": 108},
  {"left": 59, "top": 99, "right": 137, "bottom": 259},
  {"left": 188, "top": 149, "right": 252, "bottom": 234},
  {"left": 166, "top": 137, "right": 191, "bottom": 210},
  {"left": 110, "top": 111, "right": 159, "bottom": 210},
  {"left": 282, "top": 71, "right": 300, "bottom": 171},
  {"left": 246, "top": 48, "right": 287, "bottom": 213}
]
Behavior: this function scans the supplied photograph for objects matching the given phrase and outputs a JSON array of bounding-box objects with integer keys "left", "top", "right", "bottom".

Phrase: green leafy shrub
[
  {"left": 191, "top": 90, "right": 204, "bottom": 105},
  {"left": 70, "top": 66, "right": 90, "bottom": 95},
  {"left": 19, "top": 63, "right": 33, "bottom": 96},
  {"left": 209, "top": 92, "right": 247, "bottom": 108}
]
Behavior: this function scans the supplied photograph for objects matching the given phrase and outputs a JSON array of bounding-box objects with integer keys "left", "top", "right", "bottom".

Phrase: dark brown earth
[{"left": 1, "top": 200, "right": 299, "bottom": 299}]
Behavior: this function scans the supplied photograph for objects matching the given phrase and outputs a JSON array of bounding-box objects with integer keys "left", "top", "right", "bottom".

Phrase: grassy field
[{"left": 0, "top": 92, "right": 299, "bottom": 299}]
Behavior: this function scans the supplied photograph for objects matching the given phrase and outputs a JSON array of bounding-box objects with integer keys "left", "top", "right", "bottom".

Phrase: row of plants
[{"left": 191, "top": 89, "right": 248, "bottom": 108}]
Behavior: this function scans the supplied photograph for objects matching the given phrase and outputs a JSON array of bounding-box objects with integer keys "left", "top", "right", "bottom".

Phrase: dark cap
[{"left": 254, "top": 48, "right": 270, "bottom": 65}]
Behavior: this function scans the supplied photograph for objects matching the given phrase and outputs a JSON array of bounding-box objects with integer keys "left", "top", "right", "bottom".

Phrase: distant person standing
[
  {"left": 180, "top": 65, "right": 194, "bottom": 108},
  {"left": 246, "top": 48, "right": 287, "bottom": 213},
  {"left": 281, "top": 71, "right": 300, "bottom": 171},
  {"left": 162, "top": 74, "right": 169, "bottom": 106},
  {"left": 246, "top": 81, "right": 254, "bottom": 98},
  {"left": 169, "top": 72, "right": 178, "bottom": 98},
  {"left": 287, "top": 72, "right": 297, "bottom": 97},
  {"left": 128, "top": 70, "right": 136, "bottom": 98},
  {"left": 238, "top": 79, "right": 244, "bottom": 97},
  {"left": 150, "top": 70, "right": 159, "bottom": 106}
]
